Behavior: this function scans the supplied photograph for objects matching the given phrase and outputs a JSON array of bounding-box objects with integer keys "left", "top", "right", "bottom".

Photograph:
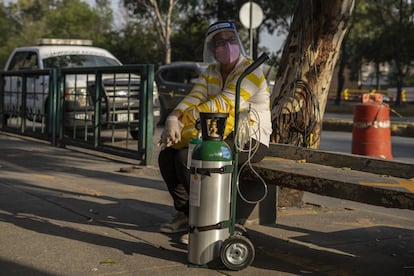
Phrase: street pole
[{"left": 249, "top": 0, "right": 253, "bottom": 59}]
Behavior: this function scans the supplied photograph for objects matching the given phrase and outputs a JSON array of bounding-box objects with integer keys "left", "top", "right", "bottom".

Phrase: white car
[{"left": 3, "top": 38, "right": 159, "bottom": 138}]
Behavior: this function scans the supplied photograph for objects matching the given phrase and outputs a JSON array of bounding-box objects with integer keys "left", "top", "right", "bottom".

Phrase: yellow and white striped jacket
[{"left": 174, "top": 56, "right": 272, "bottom": 149}]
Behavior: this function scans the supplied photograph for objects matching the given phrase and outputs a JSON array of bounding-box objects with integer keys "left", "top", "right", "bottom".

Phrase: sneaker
[
  {"left": 160, "top": 212, "right": 188, "bottom": 233},
  {"left": 180, "top": 233, "right": 189, "bottom": 245}
]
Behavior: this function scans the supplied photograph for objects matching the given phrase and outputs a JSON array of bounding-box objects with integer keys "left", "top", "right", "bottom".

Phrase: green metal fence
[{"left": 0, "top": 64, "right": 155, "bottom": 165}]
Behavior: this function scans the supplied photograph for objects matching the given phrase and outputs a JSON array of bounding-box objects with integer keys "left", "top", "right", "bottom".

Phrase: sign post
[{"left": 239, "top": 1, "right": 264, "bottom": 59}]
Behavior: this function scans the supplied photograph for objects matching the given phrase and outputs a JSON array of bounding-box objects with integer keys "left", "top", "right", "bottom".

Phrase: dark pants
[{"left": 158, "top": 138, "right": 268, "bottom": 223}]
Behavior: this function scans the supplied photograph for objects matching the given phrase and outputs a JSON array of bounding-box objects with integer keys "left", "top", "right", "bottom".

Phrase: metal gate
[{"left": 0, "top": 65, "right": 155, "bottom": 165}]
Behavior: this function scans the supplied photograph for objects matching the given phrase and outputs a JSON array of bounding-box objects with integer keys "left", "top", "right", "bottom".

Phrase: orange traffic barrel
[{"left": 352, "top": 93, "right": 393, "bottom": 159}]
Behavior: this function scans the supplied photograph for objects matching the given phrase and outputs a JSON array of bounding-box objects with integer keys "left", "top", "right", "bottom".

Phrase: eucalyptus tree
[
  {"left": 271, "top": 0, "right": 355, "bottom": 148},
  {"left": 121, "top": 0, "right": 185, "bottom": 64},
  {"left": 267, "top": 0, "right": 355, "bottom": 205},
  {"left": 119, "top": 0, "right": 300, "bottom": 65}
]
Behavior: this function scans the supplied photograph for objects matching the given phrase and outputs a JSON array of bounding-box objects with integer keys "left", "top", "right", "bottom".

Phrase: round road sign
[{"left": 239, "top": 2, "right": 264, "bottom": 29}]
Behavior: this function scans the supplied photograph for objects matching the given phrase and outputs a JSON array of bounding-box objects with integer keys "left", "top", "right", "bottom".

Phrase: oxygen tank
[{"left": 188, "top": 112, "right": 233, "bottom": 266}]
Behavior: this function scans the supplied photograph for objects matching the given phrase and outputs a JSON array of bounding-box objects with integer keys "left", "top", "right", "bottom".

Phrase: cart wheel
[
  {"left": 234, "top": 224, "right": 248, "bottom": 237},
  {"left": 220, "top": 235, "right": 255, "bottom": 270}
]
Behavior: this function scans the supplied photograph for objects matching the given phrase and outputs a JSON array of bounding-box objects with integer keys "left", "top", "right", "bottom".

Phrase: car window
[
  {"left": 43, "top": 54, "right": 120, "bottom": 68},
  {"left": 161, "top": 67, "right": 200, "bottom": 85},
  {"left": 8, "top": 51, "right": 39, "bottom": 71}
]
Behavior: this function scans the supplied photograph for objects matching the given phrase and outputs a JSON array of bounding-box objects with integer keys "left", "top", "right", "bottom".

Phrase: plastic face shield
[{"left": 202, "top": 21, "right": 247, "bottom": 63}]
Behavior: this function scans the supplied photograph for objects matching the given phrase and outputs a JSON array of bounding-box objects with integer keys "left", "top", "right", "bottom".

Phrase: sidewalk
[{"left": 0, "top": 132, "right": 413, "bottom": 275}]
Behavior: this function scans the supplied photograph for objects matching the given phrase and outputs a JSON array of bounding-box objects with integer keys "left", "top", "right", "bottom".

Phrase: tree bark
[
  {"left": 270, "top": 0, "right": 355, "bottom": 207},
  {"left": 271, "top": 0, "right": 355, "bottom": 148}
]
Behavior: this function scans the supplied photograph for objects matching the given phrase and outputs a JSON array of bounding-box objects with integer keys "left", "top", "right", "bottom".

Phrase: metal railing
[
  {"left": 330, "top": 88, "right": 413, "bottom": 102},
  {"left": 0, "top": 64, "right": 155, "bottom": 165}
]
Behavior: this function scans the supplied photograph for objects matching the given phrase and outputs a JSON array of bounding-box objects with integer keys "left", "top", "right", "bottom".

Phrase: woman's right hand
[{"left": 159, "top": 116, "right": 184, "bottom": 148}]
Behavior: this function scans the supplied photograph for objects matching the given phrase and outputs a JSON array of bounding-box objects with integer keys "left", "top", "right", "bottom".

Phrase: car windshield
[{"left": 43, "top": 54, "right": 121, "bottom": 68}]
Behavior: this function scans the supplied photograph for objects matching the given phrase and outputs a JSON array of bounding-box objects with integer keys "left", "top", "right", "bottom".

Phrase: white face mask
[{"left": 215, "top": 42, "right": 240, "bottom": 64}]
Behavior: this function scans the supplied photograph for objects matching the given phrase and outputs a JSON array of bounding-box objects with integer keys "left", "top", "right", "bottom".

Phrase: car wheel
[{"left": 130, "top": 130, "right": 139, "bottom": 140}]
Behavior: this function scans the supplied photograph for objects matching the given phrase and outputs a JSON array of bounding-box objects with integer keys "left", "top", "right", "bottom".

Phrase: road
[
  {"left": 319, "top": 131, "right": 414, "bottom": 163},
  {"left": 322, "top": 112, "right": 413, "bottom": 163}
]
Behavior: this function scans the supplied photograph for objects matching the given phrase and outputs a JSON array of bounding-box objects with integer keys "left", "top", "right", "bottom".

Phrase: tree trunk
[
  {"left": 271, "top": 0, "right": 355, "bottom": 148},
  {"left": 270, "top": 0, "right": 355, "bottom": 207}
]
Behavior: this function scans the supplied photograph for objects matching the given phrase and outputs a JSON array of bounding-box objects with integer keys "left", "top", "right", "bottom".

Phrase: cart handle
[
  {"left": 234, "top": 52, "right": 269, "bottom": 159},
  {"left": 241, "top": 53, "right": 269, "bottom": 76},
  {"left": 230, "top": 53, "right": 269, "bottom": 235}
]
